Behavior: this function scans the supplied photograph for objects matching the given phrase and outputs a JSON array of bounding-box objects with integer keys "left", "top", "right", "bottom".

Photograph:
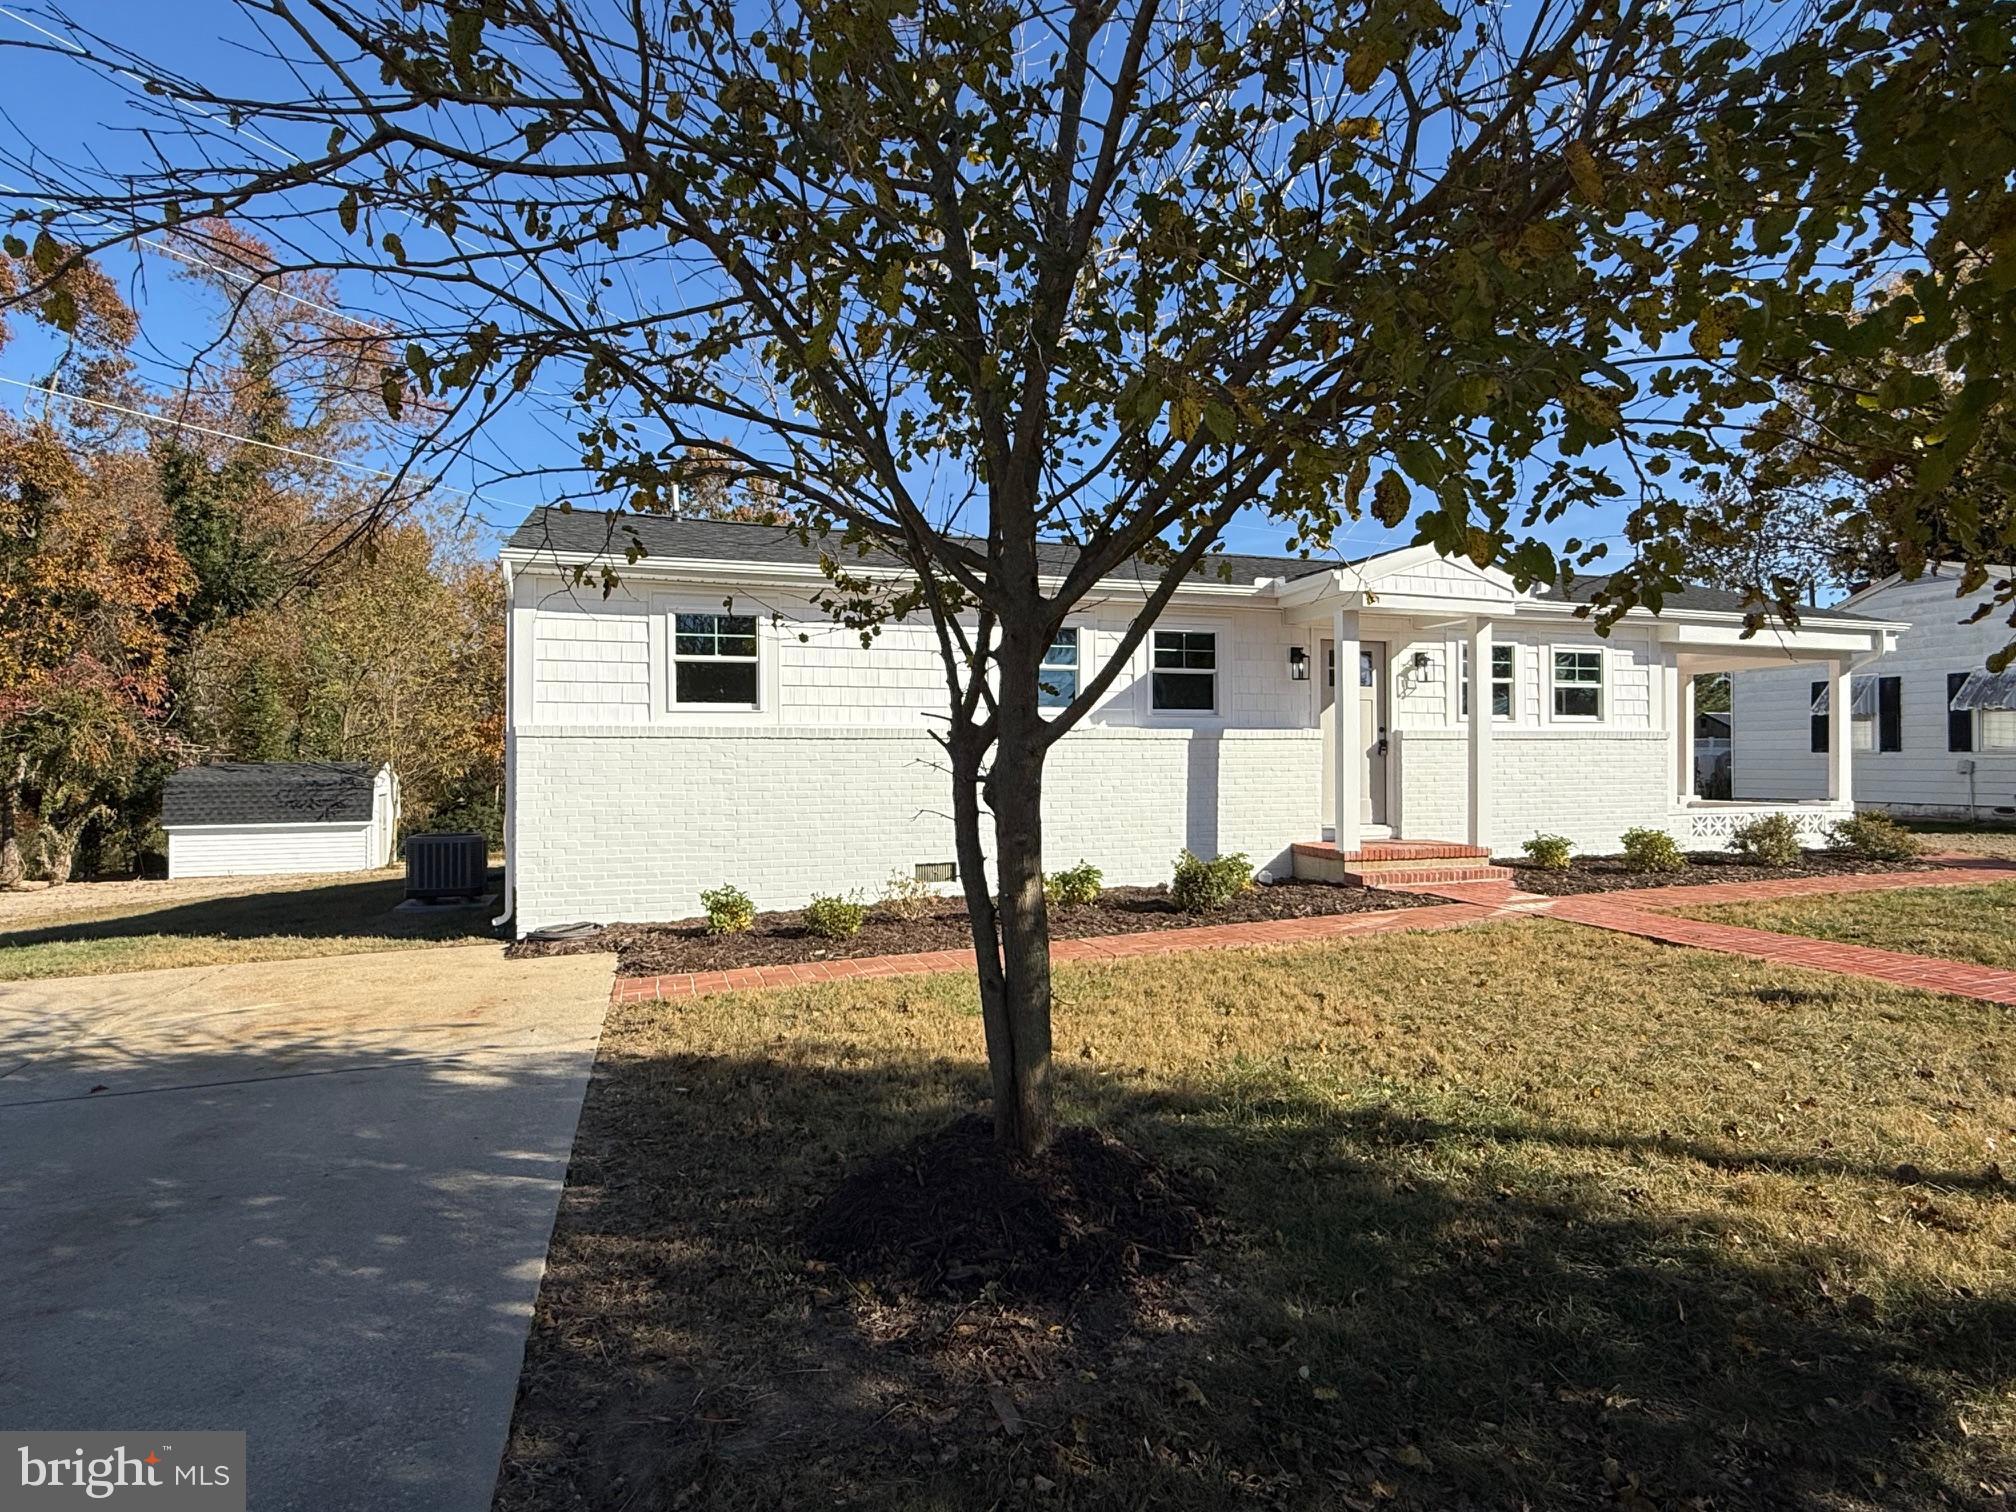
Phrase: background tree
[{"left": 4, "top": 0, "right": 2009, "bottom": 1148}]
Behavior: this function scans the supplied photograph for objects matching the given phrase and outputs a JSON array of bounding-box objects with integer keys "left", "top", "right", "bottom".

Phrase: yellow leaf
[
  {"left": 1345, "top": 43, "right": 1387, "bottom": 91},
  {"left": 1565, "top": 140, "right": 1605, "bottom": 206}
]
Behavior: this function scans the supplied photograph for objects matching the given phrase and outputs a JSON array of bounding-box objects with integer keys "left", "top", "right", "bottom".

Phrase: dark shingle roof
[
  {"left": 502, "top": 506, "right": 1342, "bottom": 586},
  {"left": 161, "top": 762, "right": 379, "bottom": 827},
  {"left": 502, "top": 507, "right": 1883, "bottom": 622},
  {"left": 1558, "top": 576, "right": 1881, "bottom": 625}
]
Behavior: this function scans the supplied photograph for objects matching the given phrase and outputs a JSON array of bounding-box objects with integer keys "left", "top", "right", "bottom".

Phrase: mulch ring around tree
[
  {"left": 1502, "top": 848, "right": 1936, "bottom": 896},
  {"left": 506, "top": 879, "right": 1436, "bottom": 976},
  {"left": 802, "top": 1113, "right": 1213, "bottom": 1306}
]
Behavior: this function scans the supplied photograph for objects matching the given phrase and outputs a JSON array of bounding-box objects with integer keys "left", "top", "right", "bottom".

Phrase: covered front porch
[{"left": 1266, "top": 549, "right": 1897, "bottom": 874}]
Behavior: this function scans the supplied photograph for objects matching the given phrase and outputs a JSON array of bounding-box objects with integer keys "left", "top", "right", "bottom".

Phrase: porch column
[
  {"left": 1332, "top": 606, "right": 1360, "bottom": 845},
  {"left": 1677, "top": 670, "right": 1698, "bottom": 801},
  {"left": 1467, "top": 617, "right": 1493, "bottom": 849},
  {"left": 1827, "top": 658, "right": 1854, "bottom": 805}
]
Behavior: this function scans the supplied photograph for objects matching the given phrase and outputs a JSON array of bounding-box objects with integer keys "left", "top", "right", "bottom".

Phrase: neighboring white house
[
  {"left": 1729, "top": 568, "right": 2016, "bottom": 820},
  {"left": 161, "top": 762, "right": 401, "bottom": 878},
  {"left": 497, "top": 508, "right": 1903, "bottom": 933}
]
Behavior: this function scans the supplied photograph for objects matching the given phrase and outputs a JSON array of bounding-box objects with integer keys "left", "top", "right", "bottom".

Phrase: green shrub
[
  {"left": 1045, "top": 860, "right": 1104, "bottom": 909},
  {"left": 1170, "top": 850, "right": 1253, "bottom": 913},
  {"left": 699, "top": 883, "right": 756, "bottom": 934},
  {"left": 1619, "top": 827, "right": 1687, "bottom": 874},
  {"left": 803, "top": 893, "right": 868, "bottom": 940},
  {"left": 877, "top": 869, "right": 939, "bottom": 920},
  {"left": 1729, "top": 813, "right": 1805, "bottom": 868},
  {"left": 1521, "top": 833, "right": 1574, "bottom": 872},
  {"left": 1829, "top": 811, "right": 1923, "bottom": 862}
]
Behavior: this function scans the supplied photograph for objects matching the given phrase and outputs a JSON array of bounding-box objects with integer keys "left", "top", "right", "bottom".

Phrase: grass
[
  {"left": 1679, "top": 880, "right": 2016, "bottom": 970},
  {"left": 1904, "top": 820, "right": 2016, "bottom": 861},
  {"left": 496, "top": 920, "right": 2016, "bottom": 1512},
  {"left": 0, "top": 869, "right": 501, "bottom": 979}
]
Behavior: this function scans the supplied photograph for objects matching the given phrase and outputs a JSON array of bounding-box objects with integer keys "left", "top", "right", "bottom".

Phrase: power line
[{"left": 0, "top": 373, "right": 538, "bottom": 515}]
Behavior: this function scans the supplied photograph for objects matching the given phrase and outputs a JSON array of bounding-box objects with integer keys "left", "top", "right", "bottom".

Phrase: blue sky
[{"left": 0, "top": 0, "right": 1639, "bottom": 570}]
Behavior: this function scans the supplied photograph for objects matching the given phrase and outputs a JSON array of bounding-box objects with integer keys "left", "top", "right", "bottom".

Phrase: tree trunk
[
  {"left": 0, "top": 758, "right": 24, "bottom": 891},
  {"left": 976, "top": 630, "right": 1057, "bottom": 1156}
]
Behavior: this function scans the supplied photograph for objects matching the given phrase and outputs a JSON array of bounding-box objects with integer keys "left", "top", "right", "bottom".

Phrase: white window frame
[
  {"left": 1980, "top": 707, "right": 2016, "bottom": 752},
  {"left": 1458, "top": 641, "right": 1517, "bottom": 723},
  {"left": 669, "top": 607, "right": 763, "bottom": 711},
  {"left": 1148, "top": 626, "right": 1221, "bottom": 717},
  {"left": 1549, "top": 646, "right": 1605, "bottom": 723},
  {"left": 1038, "top": 626, "right": 1084, "bottom": 715}
]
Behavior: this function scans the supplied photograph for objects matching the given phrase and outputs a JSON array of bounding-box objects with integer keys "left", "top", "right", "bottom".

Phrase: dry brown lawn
[
  {"left": 1682, "top": 880, "right": 2016, "bottom": 970},
  {"left": 496, "top": 919, "right": 2016, "bottom": 1512},
  {"left": 1908, "top": 822, "right": 2016, "bottom": 861}
]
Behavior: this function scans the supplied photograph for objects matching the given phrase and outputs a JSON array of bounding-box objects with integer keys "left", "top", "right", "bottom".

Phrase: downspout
[{"left": 492, "top": 557, "right": 516, "bottom": 933}]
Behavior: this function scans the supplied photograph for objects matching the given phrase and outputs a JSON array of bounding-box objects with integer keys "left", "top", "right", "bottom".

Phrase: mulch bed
[
  {"left": 507, "top": 878, "right": 1434, "bottom": 977},
  {"left": 1502, "top": 848, "right": 1937, "bottom": 896},
  {"left": 803, "top": 1113, "right": 1211, "bottom": 1303}
]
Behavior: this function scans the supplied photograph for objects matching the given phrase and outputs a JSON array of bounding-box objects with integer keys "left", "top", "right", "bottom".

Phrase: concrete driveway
[{"left": 0, "top": 944, "right": 612, "bottom": 1512}]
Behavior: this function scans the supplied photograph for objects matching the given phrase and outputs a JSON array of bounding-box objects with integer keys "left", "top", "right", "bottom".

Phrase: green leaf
[
  {"left": 1372, "top": 471, "right": 1410, "bottom": 527},
  {"left": 337, "top": 191, "right": 359, "bottom": 236}
]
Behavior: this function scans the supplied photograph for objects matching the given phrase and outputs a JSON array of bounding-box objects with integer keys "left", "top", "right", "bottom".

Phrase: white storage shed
[{"left": 161, "top": 762, "right": 401, "bottom": 878}]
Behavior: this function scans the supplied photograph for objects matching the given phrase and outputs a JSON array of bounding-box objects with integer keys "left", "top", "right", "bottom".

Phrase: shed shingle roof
[{"left": 161, "top": 762, "right": 379, "bottom": 827}]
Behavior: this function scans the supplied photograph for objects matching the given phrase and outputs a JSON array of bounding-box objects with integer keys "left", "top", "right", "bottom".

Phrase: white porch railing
[{"left": 1668, "top": 800, "right": 1851, "bottom": 847}]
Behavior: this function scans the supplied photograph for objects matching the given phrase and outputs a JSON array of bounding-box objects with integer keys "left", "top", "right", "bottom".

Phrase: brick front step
[
  {"left": 1293, "top": 839, "right": 1489, "bottom": 864},
  {"left": 1341, "top": 865, "right": 1515, "bottom": 888}
]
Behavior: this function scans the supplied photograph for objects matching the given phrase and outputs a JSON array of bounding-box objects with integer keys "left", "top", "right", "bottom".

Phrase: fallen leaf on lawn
[
  {"left": 1174, "top": 1376, "right": 1209, "bottom": 1407},
  {"left": 1394, "top": 1444, "right": 1430, "bottom": 1468},
  {"left": 988, "top": 1385, "right": 1023, "bottom": 1437}
]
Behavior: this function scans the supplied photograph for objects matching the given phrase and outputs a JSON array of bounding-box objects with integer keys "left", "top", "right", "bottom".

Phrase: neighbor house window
[
  {"left": 1460, "top": 643, "right": 1516, "bottom": 719},
  {"left": 1039, "top": 629, "right": 1079, "bottom": 709},
  {"left": 1982, "top": 709, "right": 2016, "bottom": 751},
  {"left": 1151, "top": 630, "right": 1217, "bottom": 711},
  {"left": 1552, "top": 649, "right": 1602, "bottom": 719},
  {"left": 672, "top": 611, "right": 759, "bottom": 705}
]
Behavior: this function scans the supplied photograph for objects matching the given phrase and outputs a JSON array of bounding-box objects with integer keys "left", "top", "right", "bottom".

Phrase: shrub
[
  {"left": 1830, "top": 811, "right": 1923, "bottom": 862},
  {"left": 699, "top": 883, "right": 756, "bottom": 934},
  {"left": 1170, "top": 849, "right": 1253, "bottom": 912},
  {"left": 1729, "top": 813, "right": 1805, "bottom": 868},
  {"left": 803, "top": 892, "right": 868, "bottom": 940},
  {"left": 1045, "top": 860, "right": 1104, "bottom": 909},
  {"left": 1619, "top": 827, "right": 1687, "bottom": 874},
  {"left": 1521, "top": 833, "right": 1574, "bottom": 872},
  {"left": 877, "top": 869, "right": 939, "bottom": 920}
]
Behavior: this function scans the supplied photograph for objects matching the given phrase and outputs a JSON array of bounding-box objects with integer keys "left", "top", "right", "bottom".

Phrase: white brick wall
[
  {"left": 1729, "top": 574, "right": 2016, "bottom": 816},
  {"left": 510, "top": 724, "right": 1320, "bottom": 930},
  {"left": 1395, "top": 729, "right": 1675, "bottom": 854}
]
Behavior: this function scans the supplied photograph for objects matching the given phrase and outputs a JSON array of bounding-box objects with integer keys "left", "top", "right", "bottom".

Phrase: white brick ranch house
[
  {"left": 1729, "top": 567, "right": 2016, "bottom": 820},
  {"left": 497, "top": 507, "right": 1903, "bottom": 934}
]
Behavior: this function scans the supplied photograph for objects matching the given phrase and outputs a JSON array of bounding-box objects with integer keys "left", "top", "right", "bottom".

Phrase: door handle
[{"left": 1376, "top": 727, "right": 1390, "bottom": 757}]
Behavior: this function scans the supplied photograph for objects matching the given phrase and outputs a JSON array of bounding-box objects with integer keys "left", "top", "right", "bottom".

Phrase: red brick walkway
[{"left": 608, "top": 854, "right": 2016, "bottom": 1006}]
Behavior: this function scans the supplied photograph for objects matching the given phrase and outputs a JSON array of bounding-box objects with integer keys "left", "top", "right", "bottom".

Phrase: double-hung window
[
  {"left": 1151, "top": 630, "right": 1217, "bottom": 712},
  {"left": 672, "top": 611, "right": 759, "bottom": 706},
  {"left": 1039, "top": 629, "right": 1079, "bottom": 709},
  {"left": 1552, "top": 649, "right": 1602, "bottom": 719},
  {"left": 1460, "top": 643, "right": 1516, "bottom": 719}
]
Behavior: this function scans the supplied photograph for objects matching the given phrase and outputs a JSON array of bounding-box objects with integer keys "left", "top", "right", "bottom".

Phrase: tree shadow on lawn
[
  {"left": 0, "top": 868, "right": 503, "bottom": 952},
  {"left": 495, "top": 1043, "right": 2016, "bottom": 1512}
]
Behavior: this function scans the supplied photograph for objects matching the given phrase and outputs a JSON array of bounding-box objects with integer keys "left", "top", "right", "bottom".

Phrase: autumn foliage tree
[{"left": 3, "top": 0, "right": 2011, "bottom": 1146}]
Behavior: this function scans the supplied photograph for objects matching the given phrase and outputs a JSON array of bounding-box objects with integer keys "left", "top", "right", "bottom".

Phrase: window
[
  {"left": 1984, "top": 710, "right": 2016, "bottom": 750},
  {"left": 1552, "top": 649, "right": 1602, "bottom": 719},
  {"left": 1460, "top": 643, "right": 1516, "bottom": 719},
  {"left": 672, "top": 611, "right": 759, "bottom": 705},
  {"left": 1810, "top": 675, "right": 1900, "bottom": 753},
  {"left": 1151, "top": 630, "right": 1217, "bottom": 711},
  {"left": 1039, "top": 629, "right": 1079, "bottom": 709},
  {"left": 1949, "top": 669, "right": 2016, "bottom": 752}
]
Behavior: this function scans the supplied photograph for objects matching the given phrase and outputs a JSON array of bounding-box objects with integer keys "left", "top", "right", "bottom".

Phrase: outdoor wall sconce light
[
  {"left": 1287, "top": 646, "right": 1310, "bottom": 681},
  {"left": 1410, "top": 649, "right": 1432, "bottom": 673}
]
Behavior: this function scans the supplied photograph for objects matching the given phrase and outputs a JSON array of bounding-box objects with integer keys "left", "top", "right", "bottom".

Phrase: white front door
[{"left": 1320, "top": 639, "right": 1388, "bottom": 832}]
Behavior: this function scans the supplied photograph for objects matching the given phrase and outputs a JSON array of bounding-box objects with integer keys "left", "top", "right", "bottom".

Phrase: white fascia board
[
  {"left": 162, "top": 822, "right": 374, "bottom": 834},
  {"left": 498, "top": 547, "right": 1273, "bottom": 602}
]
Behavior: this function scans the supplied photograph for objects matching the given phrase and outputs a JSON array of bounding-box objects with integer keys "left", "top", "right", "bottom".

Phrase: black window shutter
[
  {"left": 1810, "top": 681, "right": 1828, "bottom": 754},
  {"left": 1878, "top": 676, "right": 1902, "bottom": 752},
  {"left": 1948, "top": 673, "right": 1974, "bottom": 752}
]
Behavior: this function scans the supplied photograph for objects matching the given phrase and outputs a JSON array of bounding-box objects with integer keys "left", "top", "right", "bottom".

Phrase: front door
[{"left": 1320, "top": 639, "right": 1388, "bottom": 832}]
